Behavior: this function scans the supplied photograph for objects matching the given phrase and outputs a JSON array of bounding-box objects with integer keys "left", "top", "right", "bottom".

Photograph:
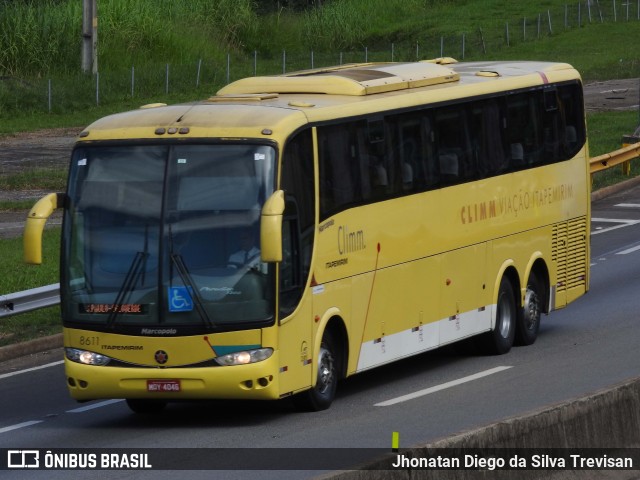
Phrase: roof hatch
[
  {"left": 207, "top": 93, "right": 279, "bottom": 102},
  {"left": 216, "top": 62, "right": 460, "bottom": 97}
]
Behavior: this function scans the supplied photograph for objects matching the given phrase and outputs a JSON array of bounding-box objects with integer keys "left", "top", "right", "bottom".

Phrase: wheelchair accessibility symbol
[{"left": 168, "top": 286, "right": 194, "bottom": 312}]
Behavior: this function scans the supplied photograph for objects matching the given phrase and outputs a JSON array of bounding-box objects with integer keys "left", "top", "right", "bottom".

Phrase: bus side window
[
  {"left": 370, "top": 133, "right": 390, "bottom": 199},
  {"left": 282, "top": 129, "right": 315, "bottom": 238},
  {"left": 471, "top": 99, "right": 508, "bottom": 177},
  {"left": 346, "top": 122, "right": 367, "bottom": 203},
  {"left": 279, "top": 205, "right": 301, "bottom": 315},
  {"left": 558, "top": 83, "right": 586, "bottom": 158},
  {"left": 435, "top": 106, "right": 475, "bottom": 185},
  {"left": 397, "top": 119, "right": 421, "bottom": 193},
  {"left": 354, "top": 121, "right": 388, "bottom": 201},
  {"left": 356, "top": 125, "right": 374, "bottom": 201},
  {"left": 506, "top": 93, "right": 543, "bottom": 168},
  {"left": 319, "top": 125, "right": 356, "bottom": 216},
  {"left": 420, "top": 116, "right": 439, "bottom": 189},
  {"left": 527, "top": 94, "right": 545, "bottom": 166},
  {"left": 280, "top": 129, "right": 315, "bottom": 315},
  {"left": 506, "top": 95, "right": 524, "bottom": 168},
  {"left": 542, "top": 89, "right": 563, "bottom": 163},
  {"left": 386, "top": 111, "right": 438, "bottom": 193}
]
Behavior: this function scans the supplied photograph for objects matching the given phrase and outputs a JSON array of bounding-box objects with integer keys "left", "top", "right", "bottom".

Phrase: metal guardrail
[
  {"left": 590, "top": 141, "right": 640, "bottom": 175},
  {"left": 0, "top": 283, "right": 60, "bottom": 318}
]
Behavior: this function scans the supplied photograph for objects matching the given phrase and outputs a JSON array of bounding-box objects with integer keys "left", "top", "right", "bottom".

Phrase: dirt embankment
[
  {"left": 583, "top": 78, "right": 639, "bottom": 112},
  {"left": 0, "top": 128, "right": 79, "bottom": 237}
]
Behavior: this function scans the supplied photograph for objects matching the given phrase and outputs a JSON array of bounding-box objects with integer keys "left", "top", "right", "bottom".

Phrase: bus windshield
[{"left": 61, "top": 143, "right": 277, "bottom": 332}]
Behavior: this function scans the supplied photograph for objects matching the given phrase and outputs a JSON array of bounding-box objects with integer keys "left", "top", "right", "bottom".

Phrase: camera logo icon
[{"left": 7, "top": 450, "right": 40, "bottom": 468}]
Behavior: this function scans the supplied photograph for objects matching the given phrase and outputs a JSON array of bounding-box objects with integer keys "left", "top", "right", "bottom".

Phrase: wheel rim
[
  {"left": 523, "top": 287, "right": 540, "bottom": 331},
  {"left": 498, "top": 291, "right": 513, "bottom": 339},
  {"left": 315, "top": 345, "right": 335, "bottom": 395}
]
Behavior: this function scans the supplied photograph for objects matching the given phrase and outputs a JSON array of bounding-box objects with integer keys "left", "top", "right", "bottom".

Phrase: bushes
[
  {"left": 0, "top": 0, "right": 80, "bottom": 77},
  {"left": 0, "top": 0, "right": 257, "bottom": 77}
]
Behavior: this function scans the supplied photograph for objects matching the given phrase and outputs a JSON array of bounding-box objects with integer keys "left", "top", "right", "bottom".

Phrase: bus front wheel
[{"left": 293, "top": 331, "right": 338, "bottom": 411}]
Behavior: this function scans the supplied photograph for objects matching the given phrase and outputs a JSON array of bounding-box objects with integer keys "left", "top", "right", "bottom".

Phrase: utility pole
[{"left": 81, "top": 0, "right": 98, "bottom": 74}]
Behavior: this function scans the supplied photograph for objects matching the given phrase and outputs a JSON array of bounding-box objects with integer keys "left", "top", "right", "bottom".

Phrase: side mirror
[
  {"left": 260, "top": 190, "right": 285, "bottom": 263},
  {"left": 24, "top": 192, "right": 64, "bottom": 265}
]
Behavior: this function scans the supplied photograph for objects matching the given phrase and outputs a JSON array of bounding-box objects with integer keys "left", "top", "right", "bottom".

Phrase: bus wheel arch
[
  {"left": 322, "top": 316, "right": 348, "bottom": 380},
  {"left": 294, "top": 316, "right": 348, "bottom": 411},
  {"left": 528, "top": 259, "right": 550, "bottom": 314}
]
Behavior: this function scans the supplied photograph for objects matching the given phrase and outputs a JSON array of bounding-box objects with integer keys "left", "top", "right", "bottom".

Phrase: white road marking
[
  {"left": 614, "top": 204, "right": 640, "bottom": 208},
  {"left": 374, "top": 366, "right": 513, "bottom": 407},
  {"left": 0, "top": 361, "right": 121, "bottom": 435},
  {"left": 591, "top": 218, "right": 640, "bottom": 235},
  {"left": 0, "top": 420, "right": 43, "bottom": 434},
  {"left": 616, "top": 245, "right": 640, "bottom": 255},
  {"left": 0, "top": 360, "right": 64, "bottom": 381},
  {"left": 67, "top": 399, "right": 124, "bottom": 413}
]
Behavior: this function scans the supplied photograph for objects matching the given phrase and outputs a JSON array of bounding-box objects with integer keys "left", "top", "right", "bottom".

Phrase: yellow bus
[{"left": 25, "top": 59, "right": 589, "bottom": 412}]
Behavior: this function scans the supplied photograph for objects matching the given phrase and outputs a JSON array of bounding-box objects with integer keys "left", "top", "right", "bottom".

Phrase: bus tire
[
  {"left": 482, "top": 276, "right": 516, "bottom": 355},
  {"left": 516, "top": 272, "right": 542, "bottom": 346},
  {"left": 293, "top": 331, "right": 338, "bottom": 412},
  {"left": 126, "top": 399, "right": 167, "bottom": 414}
]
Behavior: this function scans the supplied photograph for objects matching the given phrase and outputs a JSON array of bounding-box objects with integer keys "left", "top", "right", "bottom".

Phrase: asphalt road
[{"left": 2, "top": 183, "right": 640, "bottom": 479}]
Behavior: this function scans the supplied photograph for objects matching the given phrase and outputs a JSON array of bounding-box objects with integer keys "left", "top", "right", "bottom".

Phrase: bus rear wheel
[
  {"left": 516, "top": 272, "right": 542, "bottom": 346},
  {"left": 293, "top": 331, "right": 338, "bottom": 411},
  {"left": 482, "top": 276, "right": 516, "bottom": 355}
]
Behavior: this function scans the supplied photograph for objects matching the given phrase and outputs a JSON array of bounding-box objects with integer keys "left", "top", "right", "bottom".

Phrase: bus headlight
[
  {"left": 66, "top": 348, "right": 111, "bottom": 366},
  {"left": 214, "top": 348, "right": 273, "bottom": 366}
]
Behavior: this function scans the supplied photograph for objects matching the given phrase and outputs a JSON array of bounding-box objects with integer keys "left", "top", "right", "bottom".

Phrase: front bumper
[{"left": 65, "top": 351, "right": 280, "bottom": 401}]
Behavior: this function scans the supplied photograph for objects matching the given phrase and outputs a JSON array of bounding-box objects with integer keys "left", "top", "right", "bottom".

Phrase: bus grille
[{"left": 552, "top": 217, "right": 588, "bottom": 292}]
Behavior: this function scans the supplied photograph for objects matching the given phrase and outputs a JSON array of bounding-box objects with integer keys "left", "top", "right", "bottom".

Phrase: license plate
[{"left": 147, "top": 380, "right": 181, "bottom": 392}]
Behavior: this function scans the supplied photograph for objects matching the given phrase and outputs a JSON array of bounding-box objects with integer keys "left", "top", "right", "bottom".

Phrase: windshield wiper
[
  {"left": 106, "top": 224, "right": 150, "bottom": 328},
  {"left": 167, "top": 225, "right": 215, "bottom": 329},
  {"left": 106, "top": 250, "right": 148, "bottom": 328}
]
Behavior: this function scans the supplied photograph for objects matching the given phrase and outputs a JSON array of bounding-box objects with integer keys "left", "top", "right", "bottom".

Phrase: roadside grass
[
  {"left": 0, "top": 107, "right": 119, "bottom": 136},
  {"left": 0, "top": 168, "right": 67, "bottom": 191},
  {"left": 0, "top": 200, "right": 36, "bottom": 211},
  {"left": 589, "top": 110, "right": 640, "bottom": 191},
  {"left": 0, "top": 307, "right": 60, "bottom": 347},
  {"left": 1, "top": 229, "right": 59, "bottom": 292},
  {"left": 0, "top": 94, "right": 197, "bottom": 137}
]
